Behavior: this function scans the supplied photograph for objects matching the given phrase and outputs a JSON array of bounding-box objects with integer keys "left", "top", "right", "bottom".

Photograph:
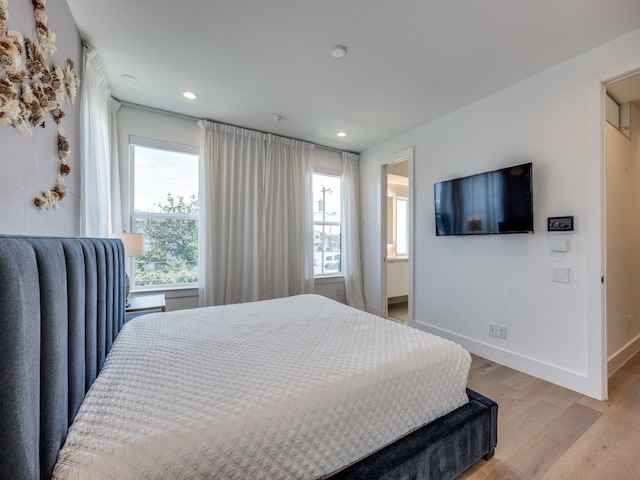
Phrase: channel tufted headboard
[{"left": 0, "top": 235, "right": 125, "bottom": 480}]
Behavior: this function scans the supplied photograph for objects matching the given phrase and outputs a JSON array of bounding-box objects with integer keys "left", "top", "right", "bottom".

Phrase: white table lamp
[{"left": 111, "top": 232, "right": 144, "bottom": 305}]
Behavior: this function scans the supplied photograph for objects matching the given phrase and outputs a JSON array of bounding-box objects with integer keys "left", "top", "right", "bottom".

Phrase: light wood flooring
[
  {"left": 458, "top": 352, "right": 640, "bottom": 480},
  {"left": 387, "top": 301, "right": 408, "bottom": 324}
]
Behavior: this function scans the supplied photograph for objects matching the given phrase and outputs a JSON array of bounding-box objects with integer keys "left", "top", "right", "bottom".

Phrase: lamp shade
[{"left": 111, "top": 233, "right": 144, "bottom": 257}]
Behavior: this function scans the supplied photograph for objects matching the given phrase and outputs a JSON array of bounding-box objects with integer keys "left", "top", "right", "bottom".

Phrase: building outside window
[
  {"left": 313, "top": 173, "right": 342, "bottom": 276},
  {"left": 130, "top": 138, "right": 199, "bottom": 288}
]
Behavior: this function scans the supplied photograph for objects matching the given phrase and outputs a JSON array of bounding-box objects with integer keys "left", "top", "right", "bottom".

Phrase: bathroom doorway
[
  {"left": 381, "top": 149, "right": 413, "bottom": 324},
  {"left": 603, "top": 71, "right": 640, "bottom": 379}
]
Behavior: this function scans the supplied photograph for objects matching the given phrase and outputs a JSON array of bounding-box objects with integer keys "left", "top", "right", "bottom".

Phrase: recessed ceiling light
[
  {"left": 121, "top": 74, "right": 137, "bottom": 82},
  {"left": 183, "top": 90, "right": 198, "bottom": 100},
  {"left": 331, "top": 45, "right": 347, "bottom": 58},
  {"left": 337, "top": 131, "right": 347, "bottom": 137}
]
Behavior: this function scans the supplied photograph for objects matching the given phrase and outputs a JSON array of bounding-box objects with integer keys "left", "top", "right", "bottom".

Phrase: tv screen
[{"left": 434, "top": 162, "right": 533, "bottom": 235}]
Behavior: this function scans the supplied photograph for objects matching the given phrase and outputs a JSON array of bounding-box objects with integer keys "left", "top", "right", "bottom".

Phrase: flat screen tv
[{"left": 434, "top": 162, "right": 533, "bottom": 235}]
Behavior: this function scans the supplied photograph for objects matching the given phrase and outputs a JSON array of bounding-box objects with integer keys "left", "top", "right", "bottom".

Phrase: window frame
[
  {"left": 396, "top": 196, "right": 409, "bottom": 257},
  {"left": 313, "top": 171, "right": 343, "bottom": 278},
  {"left": 129, "top": 136, "right": 200, "bottom": 291}
]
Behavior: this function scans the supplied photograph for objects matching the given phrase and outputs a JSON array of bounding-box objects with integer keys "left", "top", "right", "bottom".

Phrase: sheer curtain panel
[
  {"left": 264, "top": 135, "right": 314, "bottom": 299},
  {"left": 342, "top": 152, "right": 366, "bottom": 310},
  {"left": 79, "top": 46, "right": 122, "bottom": 237},
  {"left": 199, "top": 121, "right": 315, "bottom": 306},
  {"left": 199, "top": 122, "right": 265, "bottom": 306}
]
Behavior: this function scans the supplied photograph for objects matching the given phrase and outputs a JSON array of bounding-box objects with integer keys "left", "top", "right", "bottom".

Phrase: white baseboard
[
  {"left": 412, "top": 320, "right": 604, "bottom": 400},
  {"left": 608, "top": 334, "right": 640, "bottom": 376}
]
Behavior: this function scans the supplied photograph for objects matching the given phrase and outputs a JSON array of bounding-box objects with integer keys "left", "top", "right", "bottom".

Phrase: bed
[{"left": 0, "top": 235, "right": 497, "bottom": 480}]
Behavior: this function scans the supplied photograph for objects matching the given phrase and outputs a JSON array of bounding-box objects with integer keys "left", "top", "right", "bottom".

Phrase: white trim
[
  {"left": 413, "top": 320, "right": 594, "bottom": 397},
  {"left": 128, "top": 139, "right": 200, "bottom": 290},
  {"left": 608, "top": 333, "right": 640, "bottom": 376},
  {"left": 585, "top": 73, "right": 606, "bottom": 400},
  {"left": 379, "top": 148, "right": 414, "bottom": 322},
  {"left": 314, "top": 165, "right": 343, "bottom": 176},
  {"left": 129, "top": 134, "right": 199, "bottom": 155},
  {"left": 380, "top": 163, "right": 388, "bottom": 318},
  {"left": 313, "top": 172, "right": 344, "bottom": 278},
  {"left": 586, "top": 54, "right": 640, "bottom": 400},
  {"left": 132, "top": 286, "right": 199, "bottom": 298},
  {"left": 314, "top": 275, "right": 345, "bottom": 285}
]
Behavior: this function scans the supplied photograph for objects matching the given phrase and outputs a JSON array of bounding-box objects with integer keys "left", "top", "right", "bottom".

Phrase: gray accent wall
[{"left": 0, "top": 2, "right": 82, "bottom": 235}]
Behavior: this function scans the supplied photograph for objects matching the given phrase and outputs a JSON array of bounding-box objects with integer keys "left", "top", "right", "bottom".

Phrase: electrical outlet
[
  {"left": 498, "top": 325, "right": 507, "bottom": 339},
  {"left": 552, "top": 266, "right": 570, "bottom": 283},
  {"left": 489, "top": 323, "right": 497, "bottom": 337}
]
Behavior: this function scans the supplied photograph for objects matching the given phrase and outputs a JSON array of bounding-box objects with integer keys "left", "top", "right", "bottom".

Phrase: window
[
  {"left": 396, "top": 196, "right": 408, "bottom": 256},
  {"left": 130, "top": 138, "right": 199, "bottom": 288},
  {"left": 313, "top": 173, "right": 342, "bottom": 276}
]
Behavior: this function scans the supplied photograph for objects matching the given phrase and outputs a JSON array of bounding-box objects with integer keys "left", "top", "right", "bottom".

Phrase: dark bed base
[
  {"left": 330, "top": 388, "right": 497, "bottom": 479},
  {"left": 0, "top": 235, "right": 497, "bottom": 480}
]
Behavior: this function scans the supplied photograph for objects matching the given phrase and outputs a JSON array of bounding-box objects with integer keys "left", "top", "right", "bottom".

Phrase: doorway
[
  {"left": 604, "top": 72, "right": 640, "bottom": 379},
  {"left": 381, "top": 149, "right": 413, "bottom": 323}
]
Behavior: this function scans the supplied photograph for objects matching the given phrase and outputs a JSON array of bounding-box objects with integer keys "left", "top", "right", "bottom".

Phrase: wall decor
[
  {"left": 0, "top": 0, "right": 80, "bottom": 209},
  {"left": 547, "top": 216, "right": 574, "bottom": 232}
]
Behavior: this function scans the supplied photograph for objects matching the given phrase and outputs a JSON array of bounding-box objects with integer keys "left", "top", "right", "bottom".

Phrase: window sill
[
  {"left": 131, "top": 285, "right": 198, "bottom": 299},
  {"left": 314, "top": 275, "right": 344, "bottom": 284}
]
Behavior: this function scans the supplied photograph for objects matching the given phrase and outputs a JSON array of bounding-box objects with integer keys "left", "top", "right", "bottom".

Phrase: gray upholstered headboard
[{"left": 0, "top": 235, "right": 125, "bottom": 480}]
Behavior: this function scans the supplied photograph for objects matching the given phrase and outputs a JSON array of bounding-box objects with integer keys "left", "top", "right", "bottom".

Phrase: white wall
[
  {"left": 606, "top": 103, "right": 640, "bottom": 373},
  {"left": 359, "top": 28, "right": 640, "bottom": 399},
  {"left": 0, "top": 2, "right": 82, "bottom": 235}
]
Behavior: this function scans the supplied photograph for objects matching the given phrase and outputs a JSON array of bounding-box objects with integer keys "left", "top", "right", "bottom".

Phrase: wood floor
[
  {"left": 387, "top": 301, "right": 408, "bottom": 324},
  {"left": 458, "top": 352, "right": 640, "bottom": 480}
]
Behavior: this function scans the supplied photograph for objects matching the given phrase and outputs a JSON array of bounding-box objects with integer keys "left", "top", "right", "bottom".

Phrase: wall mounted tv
[{"left": 434, "top": 162, "right": 533, "bottom": 236}]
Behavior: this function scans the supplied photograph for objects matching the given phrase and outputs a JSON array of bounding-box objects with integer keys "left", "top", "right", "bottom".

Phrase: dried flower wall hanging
[{"left": 0, "top": 0, "right": 80, "bottom": 209}]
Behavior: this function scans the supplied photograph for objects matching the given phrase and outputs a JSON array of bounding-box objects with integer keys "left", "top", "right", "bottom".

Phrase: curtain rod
[{"left": 115, "top": 99, "right": 357, "bottom": 155}]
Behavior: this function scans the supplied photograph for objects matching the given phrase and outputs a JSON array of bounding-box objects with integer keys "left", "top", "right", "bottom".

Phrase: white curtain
[
  {"left": 199, "top": 121, "right": 314, "bottom": 306},
  {"left": 342, "top": 152, "right": 366, "bottom": 310},
  {"left": 80, "top": 46, "right": 122, "bottom": 237},
  {"left": 264, "top": 135, "right": 314, "bottom": 299}
]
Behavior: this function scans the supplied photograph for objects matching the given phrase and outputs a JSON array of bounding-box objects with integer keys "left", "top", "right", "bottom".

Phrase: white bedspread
[{"left": 53, "top": 294, "right": 470, "bottom": 480}]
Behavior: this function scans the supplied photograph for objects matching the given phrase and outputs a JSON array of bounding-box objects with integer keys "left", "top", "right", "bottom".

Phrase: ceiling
[{"left": 65, "top": 0, "right": 640, "bottom": 153}]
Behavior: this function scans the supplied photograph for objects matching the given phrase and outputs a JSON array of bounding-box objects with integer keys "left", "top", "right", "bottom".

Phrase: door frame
[
  {"left": 601, "top": 67, "right": 640, "bottom": 385},
  {"left": 380, "top": 148, "right": 414, "bottom": 321},
  {"left": 587, "top": 56, "right": 640, "bottom": 400}
]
